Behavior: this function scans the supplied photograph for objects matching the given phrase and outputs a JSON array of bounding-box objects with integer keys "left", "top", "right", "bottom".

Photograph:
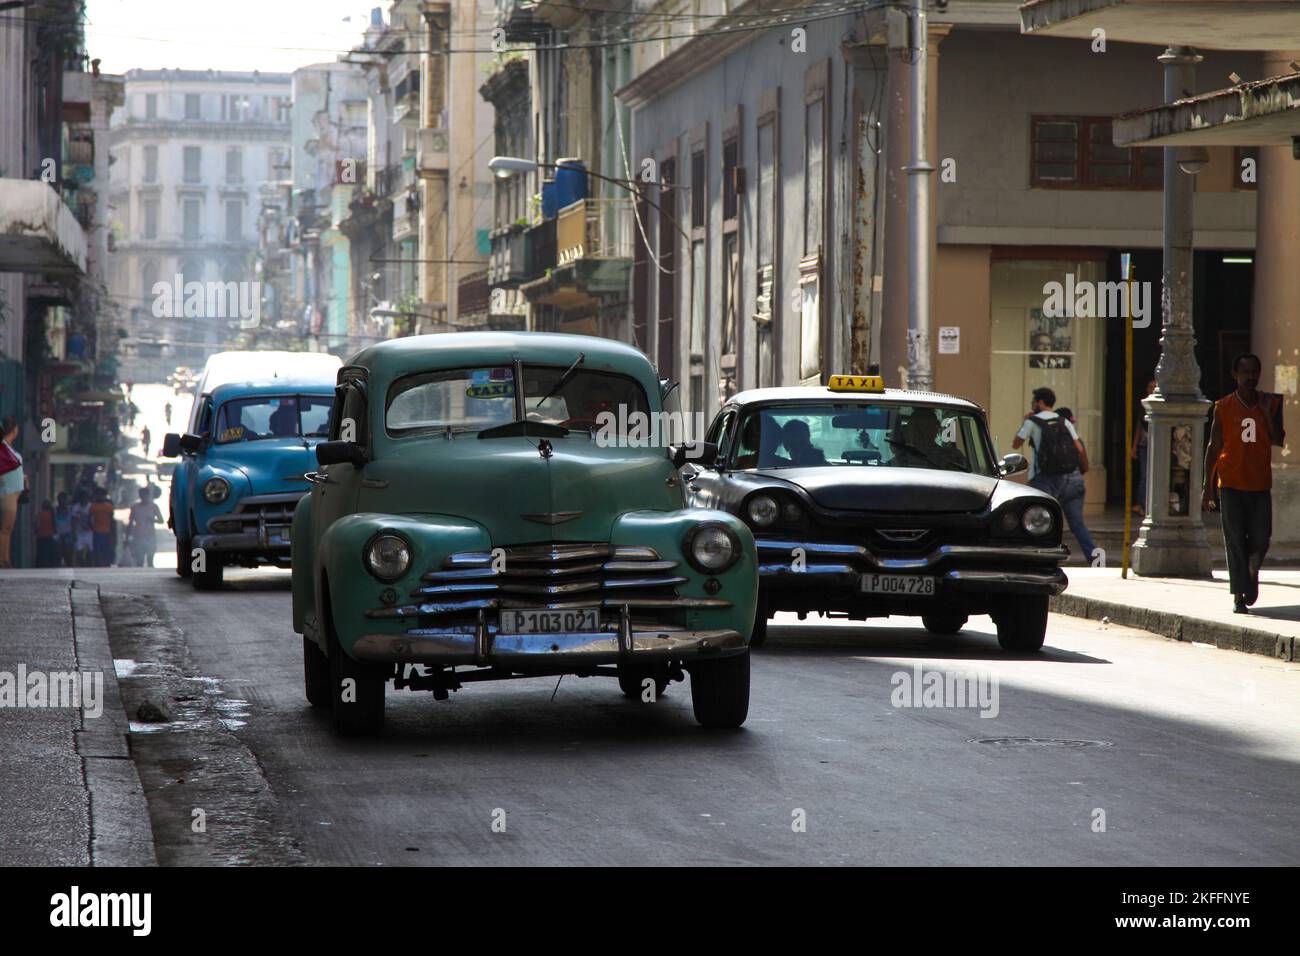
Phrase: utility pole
[{"left": 905, "top": 0, "right": 934, "bottom": 391}]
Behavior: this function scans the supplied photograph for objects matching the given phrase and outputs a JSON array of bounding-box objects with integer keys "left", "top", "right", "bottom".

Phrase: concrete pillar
[
  {"left": 1132, "top": 46, "right": 1213, "bottom": 578},
  {"left": 1250, "top": 50, "right": 1300, "bottom": 544},
  {"left": 882, "top": 24, "right": 948, "bottom": 390}
]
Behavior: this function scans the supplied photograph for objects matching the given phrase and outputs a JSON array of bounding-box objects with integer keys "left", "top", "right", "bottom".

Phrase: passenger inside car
[
  {"left": 889, "top": 411, "right": 970, "bottom": 472},
  {"left": 780, "top": 419, "right": 828, "bottom": 467}
]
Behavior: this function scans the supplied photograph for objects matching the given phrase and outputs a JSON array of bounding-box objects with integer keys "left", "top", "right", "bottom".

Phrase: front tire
[
  {"left": 192, "top": 560, "right": 223, "bottom": 590},
  {"left": 689, "top": 651, "right": 750, "bottom": 728},
  {"left": 175, "top": 533, "right": 192, "bottom": 578},
  {"left": 995, "top": 595, "right": 1049, "bottom": 653},
  {"left": 922, "top": 612, "right": 968, "bottom": 635},
  {"left": 303, "top": 635, "right": 329, "bottom": 708},
  {"left": 325, "top": 600, "right": 385, "bottom": 736}
]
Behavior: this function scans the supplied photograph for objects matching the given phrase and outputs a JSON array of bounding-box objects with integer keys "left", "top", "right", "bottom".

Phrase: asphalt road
[{"left": 83, "top": 566, "right": 1300, "bottom": 866}]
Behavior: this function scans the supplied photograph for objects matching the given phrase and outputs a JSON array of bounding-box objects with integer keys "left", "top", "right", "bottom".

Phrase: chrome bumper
[
  {"left": 193, "top": 529, "right": 291, "bottom": 554},
  {"left": 351, "top": 624, "right": 745, "bottom": 667}
]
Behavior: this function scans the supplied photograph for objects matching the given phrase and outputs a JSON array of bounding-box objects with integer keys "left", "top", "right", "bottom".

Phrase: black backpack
[{"left": 1033, "top": 414, "right": 1079, "bottom": 476}]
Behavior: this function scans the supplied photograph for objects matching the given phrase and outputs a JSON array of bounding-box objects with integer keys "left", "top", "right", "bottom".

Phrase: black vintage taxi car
[{"left": 685, "top": 375, "right": 1069, "bottom": 652}]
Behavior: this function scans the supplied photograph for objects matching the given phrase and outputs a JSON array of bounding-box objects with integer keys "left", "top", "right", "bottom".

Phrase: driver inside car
[
  {"left": 780, "top": 419, "right": 828, "bottom": 467},
  {"left": 890, "top": 411, "right": 969, "bottom": 472}
]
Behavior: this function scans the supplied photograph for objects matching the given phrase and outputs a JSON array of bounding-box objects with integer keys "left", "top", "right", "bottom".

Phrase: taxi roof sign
[{"left": 827, "top": 374, "right": 885, "bottom": 393}]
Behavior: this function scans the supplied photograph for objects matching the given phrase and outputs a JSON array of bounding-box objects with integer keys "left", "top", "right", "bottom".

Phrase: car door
[
  {"left": 686, "top": 406, "right": 737, "bottom": 509},
  {"left": 310, "top": 375, "right": 368, "bottom": 551}
]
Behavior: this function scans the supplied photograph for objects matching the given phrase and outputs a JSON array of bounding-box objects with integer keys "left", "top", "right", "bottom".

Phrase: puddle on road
[{"left": 114, "top": 658, "right": 161, "bottom": 678}]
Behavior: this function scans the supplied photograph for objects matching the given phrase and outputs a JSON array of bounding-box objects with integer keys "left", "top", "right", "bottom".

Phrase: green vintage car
[{"left": 292, "top": 332, "right": 759, "bottom": 735}]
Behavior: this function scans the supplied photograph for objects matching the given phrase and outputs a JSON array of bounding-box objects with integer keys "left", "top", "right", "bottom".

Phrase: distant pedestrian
[
  {"left": 54, "top": 491, "right": 74, "bottom": 566},
  {"left": 1130, "top": 378, "right": 1155, "bottom": 516},
  {"left": 90, "top": 488, "right": 116, "bottom": 567},
  {"left": 1012, "top": 387, "right": 1098, "bottom": 564},
  {"left": 0, "top": 415, "right": 25, "bottom": 569},
  {"left": 164, "top": 402, "right": 172, "bottom": 427},
  {"left": 1202, "top": 353, "right": 1284, "bottom": 613},
  {"left": 140, "top": 425, "right": 151, "bottom": 458},
  {"left": 71, "top": 490, "right": 93, "bottom": 566},
  {"left": 126, "top": 486, "right": 164, "bottom": 568},
  {"left": 35, "top": 499, "right": 58, "bottom": 567}
]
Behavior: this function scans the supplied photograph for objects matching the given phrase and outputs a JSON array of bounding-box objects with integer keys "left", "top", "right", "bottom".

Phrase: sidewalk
[
  {"left": 1053, "top": 567, "right": 1300, "bottom": 660},
  {"left": 0, "top": 573, "right": 156, "bottom": 866},
  {"left": 1074, "top": 506, "right": 1300, "bottom": 567}
]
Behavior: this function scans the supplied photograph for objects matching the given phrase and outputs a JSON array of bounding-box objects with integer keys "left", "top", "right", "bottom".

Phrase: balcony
[
  {"left": 0, "top": 179, "right": 87, "bottom": 275},
  {"left": 457, "top": 270, "right": 490, "bottom": 327},
  {"left": 489, "top": 222, "right": 528, "bottom": 287},
  {"left": 519, "top": 198, "right": 633, "bottom": 308}
]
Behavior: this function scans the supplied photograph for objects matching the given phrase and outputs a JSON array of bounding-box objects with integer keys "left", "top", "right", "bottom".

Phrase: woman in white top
[{"left": 0, "top": 416, "right": 26, "bottom": 568}]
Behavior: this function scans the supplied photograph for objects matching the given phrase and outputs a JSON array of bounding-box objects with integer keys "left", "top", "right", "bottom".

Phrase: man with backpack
[{"left": 1012, "top": 387, "right": 1098, "bottom": 565}]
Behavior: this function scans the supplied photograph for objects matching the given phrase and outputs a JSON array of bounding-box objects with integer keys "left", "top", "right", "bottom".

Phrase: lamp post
[{"left": 1131, "top": 46, "right": 1214, "bottom": 577}]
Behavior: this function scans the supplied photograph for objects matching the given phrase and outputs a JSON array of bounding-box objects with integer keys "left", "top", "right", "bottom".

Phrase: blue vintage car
[{"left": 163, "top": 377, "right": 336, "bottom": 589}]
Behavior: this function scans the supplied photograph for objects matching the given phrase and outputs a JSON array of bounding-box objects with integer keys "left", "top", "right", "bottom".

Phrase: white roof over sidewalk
[{"left": 1020, "top": 0, "right": 1300, "bottom": 50}]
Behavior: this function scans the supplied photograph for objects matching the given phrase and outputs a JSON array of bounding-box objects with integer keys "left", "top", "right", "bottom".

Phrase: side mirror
[
  {"left": 316, "top": 440, "right": 369, "bottom": 468},
  {"left": 669, "top": 441, "right": 719, "bottom": 469},
  {"left": 161, "top": 433, "right": 181, "bottom": 457},
  {"left": 998, "top": 453, "right": 1028, "bottom": 476},
  {"left": 178, "top": 433, "right": 204, "bottom": 453}
]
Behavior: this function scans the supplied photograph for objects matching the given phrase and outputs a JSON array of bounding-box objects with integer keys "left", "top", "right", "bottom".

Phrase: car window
[
  {"left": 335, "top": 383, "right": 368, "bottom": 443},
  {"left": 386, "top": 365, "right": 650, "bottom": 436},
  {"left": 212, "top": 395, "right": 336, "bottom": 443},
  {"left": 732, "top": 403, "right": 995, "bottom": 475}
]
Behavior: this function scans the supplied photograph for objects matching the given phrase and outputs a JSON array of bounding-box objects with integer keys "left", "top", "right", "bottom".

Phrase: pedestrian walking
[
  {"left": 35, "top": 499, "right": 59, "bottom": 567},
  {"left": 90, "top": 488, "right": 116, "bottom": 567},
  {"left": 126, "top": 485, "right": 164, "bottom": 568},
  {"left": 164, "top": 402, "right": 172, "bottom": 427},
  {"left": 1201, "top": 353, "right": 1284, "bottom": 613},
  {"left": 54, "top": 491, "right": 74, "bottom": 566},
  {"left": 71, "top": 490, "right": 93, "bottom": 566},
  {"left": 1011, "top": 387, "right": 1098, "bottom": 564},
  {"left": 1130, "top": 377, "right": 1155, "bottom": 516},
  {"left": 140, "top": 425, "right": 151, "bottom": 458},
  {"left": 0, "top": 415, "right": 25, "bottom": 569}
]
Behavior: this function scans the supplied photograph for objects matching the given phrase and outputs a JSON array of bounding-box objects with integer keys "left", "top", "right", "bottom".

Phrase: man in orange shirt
[
  {"left": 1201, "top": 353, "right": 1284, "bottom": 613},
  {"left": 89, "top": 487, "right": 116, "bottom": 567}
]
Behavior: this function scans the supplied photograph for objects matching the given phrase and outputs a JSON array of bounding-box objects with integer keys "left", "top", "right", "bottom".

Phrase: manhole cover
[{"left": 970, "top": 737, "right": 1113, "bottom": 748}]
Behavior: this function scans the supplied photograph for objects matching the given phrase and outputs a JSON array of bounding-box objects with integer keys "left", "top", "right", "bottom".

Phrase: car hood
[
  {"left": 365, "top": 435, "right": 683, "bottom": 544},
  {"left": 755, "top": 465, "right": 999, "bottom": 514},
  {"left": 205, "top": 438, "right": 319, "bottom": 497}
]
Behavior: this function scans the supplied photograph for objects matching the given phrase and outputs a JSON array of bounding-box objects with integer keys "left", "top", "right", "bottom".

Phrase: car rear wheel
[
  {"left": 689, "top": 651, "right": 750, "bottom": 728},
  {"left": 175, "top": 533, "right": 192, "bottom": 578},
  {"left": 618, "top": 666, "right": 669, "bottom": 701},
  {"left": 192, "top": 560, "right": 223, "bottom": 590},
  {"left": 995, "top": 595, "right": 1049, "bottom": 653},
  {"left": 325, "top": 602, "right": 385, "bottom": 736},
  {"left": 748, "top": 600, "right": 769, "bottom": 649},
  {"left": 922, "top": 612, "right": 968, "bottom": 635},
  {"left": 303, "top": 635, "right": 329, "bottom": 708}
]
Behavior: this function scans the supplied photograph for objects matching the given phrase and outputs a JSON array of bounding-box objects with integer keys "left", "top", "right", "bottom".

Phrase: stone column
[
  {"left": 1132, "top": 46, "right": 1213, "bottom": 577},
  {"left": 1250, "top": 50, "right": 1300, "bottom": 546}
]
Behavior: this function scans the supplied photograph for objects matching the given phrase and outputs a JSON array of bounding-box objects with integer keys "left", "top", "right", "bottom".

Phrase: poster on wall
[{"left": 1028, "top": 307, "right": 1072, "bottom": 369}]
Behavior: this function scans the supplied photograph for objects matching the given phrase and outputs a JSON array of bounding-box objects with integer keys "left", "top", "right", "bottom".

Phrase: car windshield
[
  {"left": 386, "top": 365, "right": 650, "bottom": 435},
  {"left": 731, "top": 403, "right": 996, "bottom": 476},
  {"left": 213, "top": 395, "right": 334, "bottom": 443}
]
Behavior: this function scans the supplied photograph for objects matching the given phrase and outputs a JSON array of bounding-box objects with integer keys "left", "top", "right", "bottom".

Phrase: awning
[
  {"left": 1114, "top": 71, "right": 1300, "bottom": 145},
  {"left": 1020, "top": 0, "right": 1300, "bottom": 51},
  {"left": 0, "top": 179, "right": 87, "bottom": 275}
]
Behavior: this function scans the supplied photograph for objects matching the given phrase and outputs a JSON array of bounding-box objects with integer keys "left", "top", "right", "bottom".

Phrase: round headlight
[
  {"left": 997, "top": 510, "right": 1019, "bottom": 534},
  {"left": 202, "top": 477, "right": 230, "bottom": 504},
  {"left": 746, "top": 495, "right": 779, "bottom": 527},
  {"left": 781, "top": 502, "right": 803, "bottom": 525},
  {"left": 689, "top": 525, "right": 739, "bottom": 572},
  {"left": 366, "top": 533, "right": 412, "bottom": 580},
  {"left": 1022, "top": 504, "right": 1055, "bottom": 536}
]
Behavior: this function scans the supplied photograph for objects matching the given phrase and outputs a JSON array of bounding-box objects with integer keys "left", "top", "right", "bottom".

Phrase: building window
[
  {"left": 225, "top": 148, "right": 242, "bottom": 183},
  {"left": 183, "top": 146, "right": 201, "bottom": 183},
  {"left": 756, "top": 121, "right": 775, "bottom": 270},
  {"left": 804, "top": 96, "right": 824, "bottom": 256},
  {"left": 268, "top": 148, "right": 286, "bottom": 179},
  {"left": 143, "top": 145, "right": 158, "bottom": 183},
  {"left": 141, "top": 260, "right": 159, "bottom": 300},
  {"left": 1030, "top": 116, "right": 1162, "bottom": 189},
  {"left": 184, "top": 93, "right": 201, "bottom": 120},
  {"left": 144, "top": 93, "right": 157, "bottom": 120},
  {"left": 224, "top": 200, "right": 242, "bottom": 241},
  {"left": 755, "top": 115, "right": 778, "bottom": 389},
  {"left": 690, "top": 148, "right": 706, "bottom": 230},
  {"left": 182, "top": 198, "right": 201, "bottom": 239},
  {"left": 722, "top": 136, "right": 739, "bottom": 225},
  {"left": 142, "top": 198, "right": 159, "bottom": 239}
]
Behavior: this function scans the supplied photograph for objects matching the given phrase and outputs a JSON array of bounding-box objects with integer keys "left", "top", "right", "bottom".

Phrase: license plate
[
  {"left": 270, "top": 528, "right": 290, "bottom": 545},
  {"left": 499, "top": 608, "right": 601, "bottom": 634},
  {"left": 860, "top": 574, "right": 937, "bottom": 597}
]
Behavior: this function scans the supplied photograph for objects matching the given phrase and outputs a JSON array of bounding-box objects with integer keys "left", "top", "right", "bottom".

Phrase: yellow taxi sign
[{"left": 827, "top": 374, "right": 884, "bottom": 393}]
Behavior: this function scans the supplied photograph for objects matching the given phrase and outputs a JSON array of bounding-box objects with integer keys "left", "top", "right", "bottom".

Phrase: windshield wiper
[{"left": 534, "top": 352, "right": 585, "bottom": 410}]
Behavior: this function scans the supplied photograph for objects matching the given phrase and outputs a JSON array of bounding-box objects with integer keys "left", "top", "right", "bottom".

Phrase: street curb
[
  {"left": 70, "top": 581, "right": 158, "bottom": 867},
  {"left": 1050, "top": 592, "right": 1292, "bottom": 661}
]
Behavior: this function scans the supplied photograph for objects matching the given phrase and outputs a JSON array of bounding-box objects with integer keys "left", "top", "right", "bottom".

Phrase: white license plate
[
  {"left": 499, "top": 608, "right": 601, "bottom": 634},
  {"left": 860, "top": 574, "right": 937, "bottom": 597}
]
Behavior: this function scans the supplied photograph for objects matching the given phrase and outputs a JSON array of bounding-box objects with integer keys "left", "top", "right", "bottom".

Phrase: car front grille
[
  {"left": 207, "top": 492, "right": 303, "bottom": 534},
  {"left": 366, "top": 542, "right": 730, "bottom": 627}
]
